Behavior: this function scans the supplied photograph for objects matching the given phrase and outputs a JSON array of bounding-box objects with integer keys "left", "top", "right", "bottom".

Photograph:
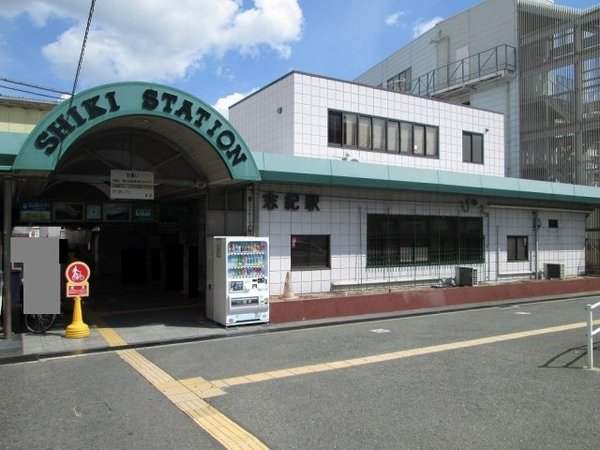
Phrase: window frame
[
  {"left": 507, "top": 236, "right": 529, "bottom": 262},
  {"left": 291, "top": 234, "right": 331, "bottom": 270},
  {"left": 328, "top": 109, "right": 439, "bottom": 159},
  {"left": 372, "top": 117, "right": 386, "bottom": 151},
  {"left": 366, "top": 214, "right": 484, "bottom": 267},
  {"left": 386, "top": 120, "right": 400, "bottom": 153},
  {"left": 387, "top": 67, "right": 412, "bottom": 93},
  {"left": 357, "top": 115, "right": 372, "bottom": 150},
  {"left": 342, "top": 112, "right": 358, "bottom": 148},
  {"left": 463, "top": 131, "right": 484, "bottom": 164},
  {"left": 328, "top": 110, "right": 343, "bottom": 146}
]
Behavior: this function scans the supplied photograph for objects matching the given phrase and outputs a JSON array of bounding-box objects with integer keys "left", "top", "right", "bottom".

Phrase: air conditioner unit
[
  {"left": 455, "top": 267, "right": 479, "bottom": 286},
  {"left": 544, "top": 263, "right": 565, "bottom": 279}
]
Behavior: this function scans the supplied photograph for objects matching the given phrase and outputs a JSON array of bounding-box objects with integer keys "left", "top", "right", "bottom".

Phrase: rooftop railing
[{"left": 408, "top": 44, "right": 517, "bottom": 97}]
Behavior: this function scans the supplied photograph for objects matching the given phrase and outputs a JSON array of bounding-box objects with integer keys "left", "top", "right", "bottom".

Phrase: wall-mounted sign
[
  {"left": 134, "top": 204, "right": 156, "bottom": 222},
  {"left": 110, "top": 170, "right": 154, "bottom": 200},
  {"left": 54, "top": 202, "right": 85, "bottom": 221},
  {"left": 19, "top": 202, "right": 51, "bottom": 222},
  {"left": 262, "top": 192, "right": 320, "bottom": 211},
  {"left": 104, "top": 202, "right": 131, "bottom": 221},
  {"left": 86, "top": 204, "right": 102, "bottom": 220}
]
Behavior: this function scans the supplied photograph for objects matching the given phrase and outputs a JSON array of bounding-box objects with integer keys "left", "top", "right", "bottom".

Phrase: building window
[
  {"left": 507, "top": 236, "right": 528, "bottom": 261},
  {"left": 426, "top": 126, "right": 438, "bottom": 156},
  {"left": 328, "top": 110, "right": 342, "bottom": 146},
  {"left": 386, "top": 120, "right": 399, "bottom": 152},
  {"left": 548, "top": 219, "right": 558, "bottom": 228},
  {"left": 367, "top": 214, "right": 484, "bottom": 267},
  {"left": 372, "top": 117, "right": 385, "bottom": 151},
  {"left": 291, "top": 235, "right": 330, "bottom": 269},
  {"left": 328, "top": 110, "right": 438, "bottom": 159},
  {"left": 387, "top": 68, "right": 412, "bottom": 93},
  {"left": 463, "top": 131, "right": 484, "bottom": 164},
  {"left": 358, "top": 116, "right": 372, "bottom": 149},
  {"left": 410, "top": 124, "right": 438, "bottom": 157},
  {"left": 400, "top": 122, "right": 413, "bottom": 154},
  {"left": 343, "top": 113, "right": 357, "bottom": 147},
  {"left": 413, "top": 124, "right": 425, "bottom": 155}
]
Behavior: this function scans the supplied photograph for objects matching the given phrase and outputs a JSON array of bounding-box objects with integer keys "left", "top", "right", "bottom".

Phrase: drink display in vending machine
[{"left": 206, "top": 236, "right": 269, "bottom": 327}]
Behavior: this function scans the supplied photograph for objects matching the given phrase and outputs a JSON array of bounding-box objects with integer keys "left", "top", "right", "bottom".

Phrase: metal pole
[
  {"left": 587, "top": 304, "right": 594, "bottom": 369},
  {"left": 534, "top": 211, "right": 539, "bottom": 279},
  {"left": 2, "top": 176, "right": 13, "bottom": 339}
]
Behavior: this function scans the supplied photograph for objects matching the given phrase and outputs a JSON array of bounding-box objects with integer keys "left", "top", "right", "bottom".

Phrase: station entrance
[{"left": 7, "top": 82, "right": 260, "bottom": 320}]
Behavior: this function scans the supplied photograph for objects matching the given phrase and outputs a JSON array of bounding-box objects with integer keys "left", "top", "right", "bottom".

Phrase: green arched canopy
[{"left": 13, "top": 81, "right": 261, "bottom": 181}]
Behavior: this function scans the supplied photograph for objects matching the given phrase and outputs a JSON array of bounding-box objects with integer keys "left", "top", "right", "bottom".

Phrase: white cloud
[
  {"left": 385, "top": 11, "right": 405, "bottom": 27},
  {"left": 1, "top": 0, "right": 303, "bottom": 86},
  {"left": 213, "top": 89, "right": 257, "bottom": 119},
  {"left": 413, "top": 16, "right": 443, "bottom": 38}
]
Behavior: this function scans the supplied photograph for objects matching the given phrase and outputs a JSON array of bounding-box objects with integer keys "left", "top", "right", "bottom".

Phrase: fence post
[{"left": 587, "top": 304, "right": 594, "bottom": 369}]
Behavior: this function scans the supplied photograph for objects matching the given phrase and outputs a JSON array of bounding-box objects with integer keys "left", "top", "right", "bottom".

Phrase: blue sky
[{"left": 0, "top": 0, "right": 597, "bottom": 115}]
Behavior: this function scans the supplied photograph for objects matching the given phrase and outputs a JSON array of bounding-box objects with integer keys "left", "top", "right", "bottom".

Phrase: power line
[
  {"left": 0, "top": 77, "right": 70, "bottom": 96},
  {"left": 70, "top": 0, "right": 97, "bottom": 98},
  {"left": 0, "top": 84, "right": 63, "bottom": 101},
  {"left": 1, "top": 0, "right": 96, "bottom": 103}
]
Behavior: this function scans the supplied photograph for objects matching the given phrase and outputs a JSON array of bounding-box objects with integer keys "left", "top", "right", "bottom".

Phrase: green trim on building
[
  {"left": 0, "top": 131, "right": 28, "bottom": 171},
  {"left": 254, "top": 152, "right": 600, "bottom": 206}
]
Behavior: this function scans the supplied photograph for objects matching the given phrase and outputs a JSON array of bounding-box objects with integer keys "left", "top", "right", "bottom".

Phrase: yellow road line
[
  {"left": 87, "top": 311, "right": 267, "bottom": 449},
  {"left": 201, "top": 319, "right": 600, "bottom": 389}
]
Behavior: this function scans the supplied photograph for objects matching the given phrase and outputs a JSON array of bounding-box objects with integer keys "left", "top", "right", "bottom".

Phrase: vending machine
[{"left": 206, "top": 236, "right": 269, "bottom": 327}]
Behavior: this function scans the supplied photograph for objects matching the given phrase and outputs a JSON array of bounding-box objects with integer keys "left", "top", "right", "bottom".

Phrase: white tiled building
[
  {"left": 232, "top": 72, "right": 505, "bottom": 176},
  {"left": 231, "top": 72, "right": 592, "bottom": 296}
]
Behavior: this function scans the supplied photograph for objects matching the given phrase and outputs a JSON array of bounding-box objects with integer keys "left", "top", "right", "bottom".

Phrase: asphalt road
[{"left": 1, "top": 296, "right": 599, "bottom": 449}]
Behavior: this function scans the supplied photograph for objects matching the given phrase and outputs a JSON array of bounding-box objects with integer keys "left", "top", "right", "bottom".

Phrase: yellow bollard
[{"left": 65, "top": 296, "right": 90, "bottom": 339}]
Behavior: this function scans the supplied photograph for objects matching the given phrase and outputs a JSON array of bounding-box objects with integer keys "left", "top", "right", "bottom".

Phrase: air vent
[
  {"left": 456, "top": 267, "right": 479, "bottom": 286},
  {"left": 544, "top": 263, "right": 565, "bottom": 279}
]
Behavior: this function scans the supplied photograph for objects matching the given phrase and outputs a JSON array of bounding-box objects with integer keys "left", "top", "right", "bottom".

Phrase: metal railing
[
  {"left": 409, "top": 44, "right": 516, "bottom": 97},
  {"left": 585, "top": 301, "right": 600, "bottom": 369}
]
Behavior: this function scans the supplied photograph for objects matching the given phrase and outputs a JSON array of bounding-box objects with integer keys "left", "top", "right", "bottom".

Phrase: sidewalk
[{"left": 2, "top": 280, "right": 599, "bottom": 365}]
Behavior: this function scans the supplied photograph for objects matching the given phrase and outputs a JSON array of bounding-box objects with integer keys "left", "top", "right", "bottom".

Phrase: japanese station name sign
[
  {"left": 110, "top": 169, "right": 154, "bottom": 200},
  {"left": 262, "top": 192, "right": 320, "bottom": 211},
  {"left": 65, "top": 261, "right": 91, "bottom": 298}
]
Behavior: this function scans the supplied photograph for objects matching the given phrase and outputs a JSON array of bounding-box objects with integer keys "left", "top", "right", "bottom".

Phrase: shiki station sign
[{"left": 12, "top": 82, "right": 261, "bottom": 182}]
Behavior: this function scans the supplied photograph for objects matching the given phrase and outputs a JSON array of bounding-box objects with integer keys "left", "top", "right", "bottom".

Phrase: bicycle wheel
[{"left": 24, "top": 314, "right": 56, "bottom": 333}]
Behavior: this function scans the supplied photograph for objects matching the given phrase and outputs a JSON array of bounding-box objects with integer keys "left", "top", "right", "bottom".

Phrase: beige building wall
[{"left": 0, "top": 98, "right": 55, "bottom": 133}]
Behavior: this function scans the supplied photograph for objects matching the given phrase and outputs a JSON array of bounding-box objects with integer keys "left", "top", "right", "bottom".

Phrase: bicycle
[{"left": 24, "top": 313, "right": 57, "bottom": 334}]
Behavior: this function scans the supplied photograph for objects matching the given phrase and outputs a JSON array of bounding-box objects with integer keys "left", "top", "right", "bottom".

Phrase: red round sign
[{"left": 65, "top": 261, "right": 91, "bottom": 283}]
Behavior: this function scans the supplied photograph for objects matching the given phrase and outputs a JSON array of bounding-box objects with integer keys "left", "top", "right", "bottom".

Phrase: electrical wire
[
  {"left": 0, "top": 84, "right": 63, "bottom": 101},
  {"left": 55, "top": 0, "right": 97, "bottom": 163},
  {"left": 70, "top": 0, "right": 97, "bottom": 99},
  {"left": 0, "top": 77, "right": 69, "bottom": 96},
  {"left": 0, "top": 1, "right": 96, "bottom": 104}
]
